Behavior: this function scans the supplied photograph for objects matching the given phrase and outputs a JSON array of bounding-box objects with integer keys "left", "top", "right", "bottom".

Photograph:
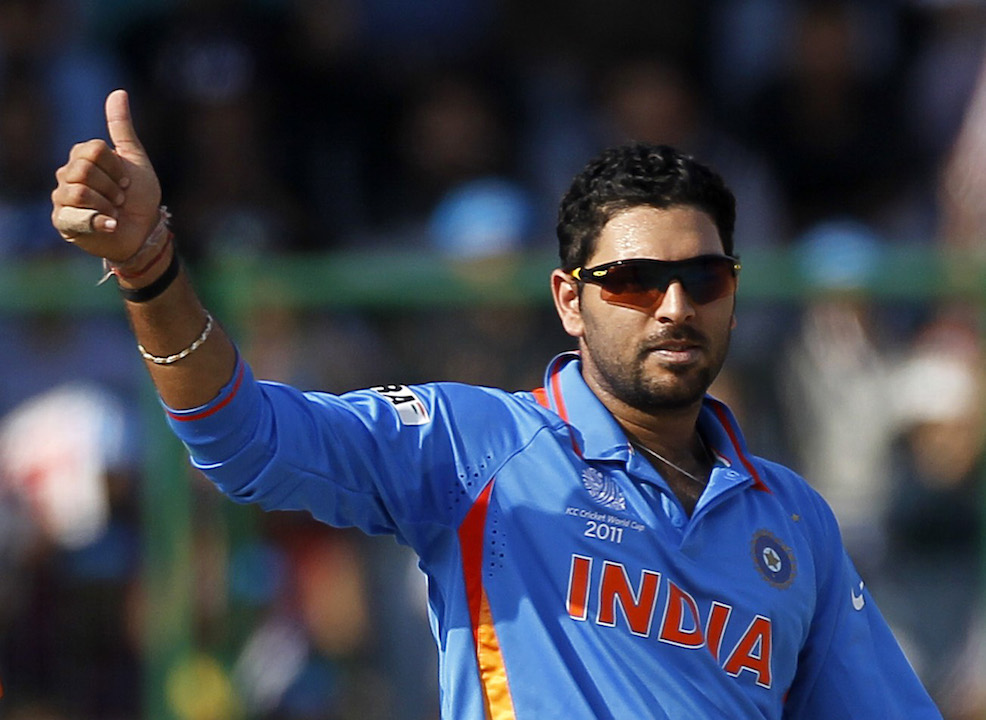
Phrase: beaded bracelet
[{"left": 138, "top": 313, "right": 214, "bottom": 365}]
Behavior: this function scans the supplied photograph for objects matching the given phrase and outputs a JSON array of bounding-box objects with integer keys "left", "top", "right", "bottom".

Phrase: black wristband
[{"left": 119, "top": 249, "right": 181, "bottom": 303}]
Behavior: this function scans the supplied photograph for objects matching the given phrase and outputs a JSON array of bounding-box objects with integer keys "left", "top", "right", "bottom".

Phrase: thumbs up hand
[{"left": 52, "top": 89, "right": 162, "bottom": 262}]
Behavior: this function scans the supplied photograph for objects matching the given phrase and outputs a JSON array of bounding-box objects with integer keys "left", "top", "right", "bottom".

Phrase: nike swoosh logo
[{"left": 851, "top": 581, "right": 865, "bottom": 611}]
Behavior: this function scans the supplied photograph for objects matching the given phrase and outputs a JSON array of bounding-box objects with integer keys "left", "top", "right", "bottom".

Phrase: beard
[{"left": 583, "top": 324, "right": 731, "bottom": 413}]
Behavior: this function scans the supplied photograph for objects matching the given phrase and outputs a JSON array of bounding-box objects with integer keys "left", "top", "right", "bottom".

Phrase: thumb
[{"left": 105, "top": 89, "right": 146, "bottom": 158}]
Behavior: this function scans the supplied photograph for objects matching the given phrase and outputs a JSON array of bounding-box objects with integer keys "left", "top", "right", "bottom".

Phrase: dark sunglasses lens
[
  {"left": 595, "top": 258, "right": 735, "bottom": 309},
  {"left": 677, "top": 260, "right": 736, "bottom": 304},
  {"left": 597, "top": 264, "right": 666, "bottom": 309}
]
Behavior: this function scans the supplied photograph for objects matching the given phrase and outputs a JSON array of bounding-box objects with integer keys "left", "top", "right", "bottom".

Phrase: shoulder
[
  {"left": 750, "top": 455, "right": 842, "bottom": 538},
  {"left": 330, "top": 380, "right": 568, "bottom": 444},
  {"left": 438, "top": 382, "right": 570, "bottom": 438}
]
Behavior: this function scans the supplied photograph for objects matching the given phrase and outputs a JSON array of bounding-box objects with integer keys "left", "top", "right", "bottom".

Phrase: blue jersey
[{"left": 166, "top": 352, "right": 941, "bottom": 719}]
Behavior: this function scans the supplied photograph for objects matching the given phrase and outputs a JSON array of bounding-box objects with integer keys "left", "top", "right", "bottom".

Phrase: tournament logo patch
[
  {"left": 581, "top": 467, "right": 626, "bottom": 511},
  {"left": 751, "top": 529, "right": 796, "bottom": 589}
]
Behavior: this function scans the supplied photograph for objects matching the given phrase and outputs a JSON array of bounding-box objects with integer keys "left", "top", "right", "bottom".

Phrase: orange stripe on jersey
[
  {"left": 711, "top": 404, "right": 770, "bottom": 492},
  {"left": 532, "top": 386, "right": 549, "bottom": 409},
  {"left": 475, "top": 588, "right": 513, "bottom": 719},
  {"left": 458, "top": 479, "right": 517, "bottom": 719},
  {"left": 549, "top": 362, "right": 569, "bottom": 423},
  {"left": 547, "top": 359, "right": 583, "bottom": 457}
]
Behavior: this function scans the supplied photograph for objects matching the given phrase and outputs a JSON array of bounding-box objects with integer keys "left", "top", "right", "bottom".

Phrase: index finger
[{"left": 68, "top": 139, "right": 129, "bottom": 186}]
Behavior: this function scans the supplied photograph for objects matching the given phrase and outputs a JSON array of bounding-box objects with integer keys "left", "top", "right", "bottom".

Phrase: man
[{"left": 52, "top": 90, "right": 941, "bottom": 718}]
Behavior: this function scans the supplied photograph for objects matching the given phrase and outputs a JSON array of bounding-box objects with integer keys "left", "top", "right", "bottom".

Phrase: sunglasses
[{"left": 571, "top": 254, "right": 741, "bottom": 311}]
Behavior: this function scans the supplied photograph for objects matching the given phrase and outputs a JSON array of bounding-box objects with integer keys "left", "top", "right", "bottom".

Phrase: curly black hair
[{"left": 556, "top": 143, "right": 736, "bottom": 270}]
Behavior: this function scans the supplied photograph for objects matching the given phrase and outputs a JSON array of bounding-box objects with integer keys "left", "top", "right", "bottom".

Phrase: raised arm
[{"left": 51, "top": 89, "right": 236, "bottom": 409}]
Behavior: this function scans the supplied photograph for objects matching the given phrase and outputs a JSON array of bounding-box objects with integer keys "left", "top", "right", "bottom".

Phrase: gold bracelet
[{"left": 138, "top": 313, "right": 213, "bottom": 365}]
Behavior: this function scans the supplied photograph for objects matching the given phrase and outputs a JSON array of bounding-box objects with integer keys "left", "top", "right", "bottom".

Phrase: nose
[{"left": 653, "top": 280, "right": 696, "bottom": 322}]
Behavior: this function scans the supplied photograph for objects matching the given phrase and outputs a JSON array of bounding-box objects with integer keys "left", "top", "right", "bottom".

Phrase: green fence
[{"left": 3, "top": 244, "right": 984, "bottom": 718}]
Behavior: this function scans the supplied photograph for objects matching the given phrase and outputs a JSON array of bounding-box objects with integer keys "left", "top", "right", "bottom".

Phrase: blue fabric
[{"left": 166, "top": 352, "right": 941, "bottom": 719}]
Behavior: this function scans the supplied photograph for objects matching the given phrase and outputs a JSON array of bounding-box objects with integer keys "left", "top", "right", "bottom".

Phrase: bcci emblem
[
  {"left": 751, "top": 529, "right": 796, "bottom": 589},
  {"left": 581, "top": 467, "right": 626, "bottom": 511}
]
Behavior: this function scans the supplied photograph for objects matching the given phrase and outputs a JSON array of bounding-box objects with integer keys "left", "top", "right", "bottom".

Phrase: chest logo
[
  {"left": 751, "top": 530, "right": 796, "bottom": 589},
  {"left": 581, "top": 467, "right": 626, "bottom": 511}
]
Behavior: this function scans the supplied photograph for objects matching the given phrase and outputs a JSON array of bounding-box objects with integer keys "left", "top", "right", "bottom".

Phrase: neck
[
  {"left": 584, "top": 374, "right": 704, "bottom": 456},
  {"left": 619, "top": 410, "right": 702, "bottom": 459},
  {"left": 582, "top": 369, "right": 712, "bottom": 516}
]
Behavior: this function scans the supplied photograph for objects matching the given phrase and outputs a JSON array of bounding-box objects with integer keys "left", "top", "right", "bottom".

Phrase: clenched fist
[{"left": 51, "top": 89, "right": 162, "bottom": 263}]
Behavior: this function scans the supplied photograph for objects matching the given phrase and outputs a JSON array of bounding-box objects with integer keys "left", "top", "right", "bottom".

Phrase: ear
[{"left": 551, "top": 269, "right": 585, "bottom": 338}]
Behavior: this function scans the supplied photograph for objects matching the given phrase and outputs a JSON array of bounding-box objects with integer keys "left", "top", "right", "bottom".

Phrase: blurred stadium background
[{"left": 0, "top": 0, "right": 984, "bottom": 717}]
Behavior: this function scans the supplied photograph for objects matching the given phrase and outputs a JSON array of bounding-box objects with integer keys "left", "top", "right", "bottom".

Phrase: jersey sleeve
[
  {"left": 163, "top": 355, "right": 508, "bottom": 549},
  {"left": 783, "top": 495, "right": 943, "bottom": 719}
]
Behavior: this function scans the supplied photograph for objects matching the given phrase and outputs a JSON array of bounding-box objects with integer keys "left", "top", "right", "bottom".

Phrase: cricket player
[{"left": 51, "top": 89, "right": 942, "bottom": 718}]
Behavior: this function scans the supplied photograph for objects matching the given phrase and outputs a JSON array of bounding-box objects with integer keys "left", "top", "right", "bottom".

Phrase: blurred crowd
[{"left": 0, "top": 0, "right": 985, "bottom": 717}]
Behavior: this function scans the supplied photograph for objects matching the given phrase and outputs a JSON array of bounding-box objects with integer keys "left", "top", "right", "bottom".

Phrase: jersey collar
[{"left": 537, "top": 352, "right": 770, "bottom": 493}]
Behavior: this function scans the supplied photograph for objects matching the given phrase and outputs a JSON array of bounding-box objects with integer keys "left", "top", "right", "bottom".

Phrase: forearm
[{"left": 119, "top": 241, "right": 237, "bottom": 409}]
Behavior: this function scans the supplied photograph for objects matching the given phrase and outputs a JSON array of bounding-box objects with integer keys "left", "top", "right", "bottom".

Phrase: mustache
[{"left": 642, "top": 325, "right": 709, "bottom": 348}]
